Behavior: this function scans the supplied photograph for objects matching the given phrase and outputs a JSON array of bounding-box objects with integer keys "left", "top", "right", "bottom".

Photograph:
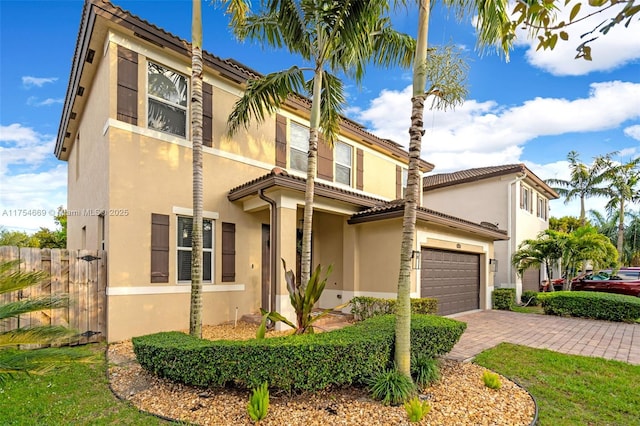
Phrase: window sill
[{"left": 106, "top": 283, "right": 245, "bottom": 295}]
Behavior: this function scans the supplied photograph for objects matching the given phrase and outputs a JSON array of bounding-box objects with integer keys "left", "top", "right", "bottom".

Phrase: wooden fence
[{"left": 0, "top": 246, "right": 107, "bottom": 345}]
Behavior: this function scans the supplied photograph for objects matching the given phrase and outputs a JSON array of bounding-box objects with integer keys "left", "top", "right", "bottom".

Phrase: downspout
[
  {"left": 507, "top": 170, "right": 527, "bottom": 287},
  {"left": 259, "top": 189, "right": 277, "bottom": 313}
]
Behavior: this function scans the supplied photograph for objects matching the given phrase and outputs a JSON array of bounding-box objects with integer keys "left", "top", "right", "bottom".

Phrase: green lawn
[
  {"left": 474, "top": 343, "right": 640, "bottom": 426},
  {"left": 511, "top": 305, "right": 544, "bottom": 314},
  {"left": 0, "top": 344, "right": 169, "bottom": 425}
]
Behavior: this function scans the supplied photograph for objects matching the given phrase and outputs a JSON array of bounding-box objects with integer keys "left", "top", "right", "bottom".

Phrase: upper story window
[
  {"left": 177, "top": 216, "right": 213, "bottom": 282},
  {"left": 147, "top": 62, "right": 188, "bottom": 137},
  {"left": 521, "top": 184, "right": 533, "bottom": 213},
  {"left": 335, "top": 142, "right": 352, "bottom": 185},
  {"left": 402, "top": 168, "right": 408, "bottom": 198},
  {"left": 537, "top": 195, "right": 548, "bottom": 220},
  {"left": 289, "top": 122, "right": 308, "bottom": 172}
]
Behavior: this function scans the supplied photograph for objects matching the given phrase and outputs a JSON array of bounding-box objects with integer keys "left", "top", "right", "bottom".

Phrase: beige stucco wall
[
  {"left": 66, "top": 40, "right": 112, "bottom": 251},
  {"left": 362, "top": 152, "right": 398, "bottom": 200}
]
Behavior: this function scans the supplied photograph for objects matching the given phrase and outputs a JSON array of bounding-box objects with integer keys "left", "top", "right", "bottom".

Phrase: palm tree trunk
[
  {"left": 579, "top": 195, "right": 586, "bottom": 225},
  {"left": 300, "top": 69, "right": 323, "bottom": 286},
  {"left": 618, "top": 201, "right": 625, "bottom": 262},
  {"left": 189, "top": 0, "right": 203, "bottom": 338},
  {"left": 395, "top": 0, "right": 430, "bottom": 379}
]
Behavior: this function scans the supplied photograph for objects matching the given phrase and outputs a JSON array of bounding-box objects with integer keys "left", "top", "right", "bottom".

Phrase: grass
[
  {"left": 511, "top": 304, "right": 544, "bottom": 314},
  {"left": 474, "top": 343, "right": 640, "bottom": 426},
  {"left": 0, "top": 344, "right": 170, "bottom": 425}
]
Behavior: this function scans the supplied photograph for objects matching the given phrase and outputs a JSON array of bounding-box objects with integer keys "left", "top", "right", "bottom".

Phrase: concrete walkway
[{"left": 447, "top": 310, "right": 640, "bottom": 365}]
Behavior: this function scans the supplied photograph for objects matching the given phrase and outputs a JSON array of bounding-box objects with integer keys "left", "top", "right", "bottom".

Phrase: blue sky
[{"left": 1, "top": 0, "right": 639, "bottom": 233}]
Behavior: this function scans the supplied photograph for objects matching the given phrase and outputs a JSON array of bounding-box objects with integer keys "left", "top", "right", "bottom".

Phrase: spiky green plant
[
  {"left": 404, "top": 395, "right": 431, "bottom": 422},
  {"left": 247, "top": 382, "right": 269, "bottom": 422},
  {"left": 482, "top": 370, "right": 502, "bottom": 390},
  {"left": 368, "top": 368, "right": 416, "bottom": 406},
  {"left": 411, "top": 355, "right": 440, "bottom": 388},
  {"left": 0, "top": 260, "right": 81, "bottom": 383},
  {"left": 256, "top": 260, "right": 347, "bottom": 338}
]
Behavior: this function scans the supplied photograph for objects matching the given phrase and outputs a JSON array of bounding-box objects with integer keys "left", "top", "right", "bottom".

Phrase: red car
[{"left": 570, "top": 268, "right": 640, "bottom": 297}]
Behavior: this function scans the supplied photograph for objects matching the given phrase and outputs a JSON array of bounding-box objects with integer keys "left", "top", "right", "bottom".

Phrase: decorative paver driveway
[{"left": 447, "top": 310, "right": 640, "bottom": 365}]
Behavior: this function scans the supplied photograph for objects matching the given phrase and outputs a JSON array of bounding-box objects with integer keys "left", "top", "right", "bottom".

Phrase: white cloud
[
  {"left": 21, "top": 76, "right": 58, "bottom": 88},
  {"left": 352, "top": 81, "right": 640, "bottom": 172},
  {"left": 512, "top": 3, "right": 640, "bottom": 76},
  {"left": 26, "top": 96, "right": 64, "bottom": 107},
  {"left": 0, "top": 124, "right": 65, "bottom": 231},
  {"left": 624, "top": 125, "right": 640, "bottom": 140}
]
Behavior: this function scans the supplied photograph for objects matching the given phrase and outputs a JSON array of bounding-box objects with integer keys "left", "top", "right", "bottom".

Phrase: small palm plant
[
  {"left": 0, "top": 260, "right": 82, "bottom": 383},
  {"left": 257, "top": 260, "right": 347, "bottom": 338}
]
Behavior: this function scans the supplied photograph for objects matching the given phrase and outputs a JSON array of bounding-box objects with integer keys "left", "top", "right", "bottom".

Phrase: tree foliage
[
  {"left": 549, "top": 215, "right": 584, "bottom": 233},
  {"left": 0, "top": 208, "right": 66, "bottom": 249},
  {"left": 507, "top": 0, "right": 639, "bottom": 60}
]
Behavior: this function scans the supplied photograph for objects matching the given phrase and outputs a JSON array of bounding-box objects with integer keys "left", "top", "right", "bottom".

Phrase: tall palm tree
[
  {"left": 189, "top": 0, "right": 204, "bottom": 338},
  {"left": 546, "top": 151, "right": 611, "bottom": 225},
  {"left": 226, "top": 0, "right": 415, "bottom": 286},
  {"left": 512, "top": 229, "right": 564, "bottom": 290},
  {"left": 601, "top": 156, "right": 640, "bottom": 262},
  {"left": 394, "top": 0, "right": 512, "bottom": 378}
]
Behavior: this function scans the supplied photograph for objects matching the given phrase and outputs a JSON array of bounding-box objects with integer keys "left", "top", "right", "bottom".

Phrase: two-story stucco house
[
  {"left": 423, "top": 164, "right": 559, "bottom": 300},
  {"left": 55, "top": 0, "right": 508, "bottom": 341}
]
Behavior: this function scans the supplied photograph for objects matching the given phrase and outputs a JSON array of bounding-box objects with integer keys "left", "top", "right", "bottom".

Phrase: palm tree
[
  {"left": 0, "top": 260, "right": 83, "bottom": 383},
  {"left": 601, "top": 156, "right": 640, "bottom": 263},
  {"left": 394, "top": 0, "right": 513, "bottom": 378},
  {"left": 545, "top": 151, "right": 611, "bottom": 225},
  {"left": 512, "top": 229, "right": 564, "bottom": 290},
  {"left": 226, "top": 0, "right": 415, "bottom": 286}
]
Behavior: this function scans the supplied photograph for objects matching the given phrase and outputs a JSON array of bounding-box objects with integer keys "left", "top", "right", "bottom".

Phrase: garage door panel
[{"left": 421, "top": 249, "right": 480, "bottom": 316}]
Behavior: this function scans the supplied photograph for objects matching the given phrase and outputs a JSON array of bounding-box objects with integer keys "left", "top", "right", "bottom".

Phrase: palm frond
[
  {"left": 318, "top": 71, "right": 345, "bottom": 146},
  {"left": 0, "top": 260, "right": 47, "bottom": 295},
  {"left": 0, "top": 325, "right": 77, "bottom": 347},
  {"left": 215, "top": 0, "right": 251, "bottom": 29},
  {"left": 0, "top": 346, "right": 95, "bottom": 384},
  {"left": 423, "top": 44, "right": 469, "bottom": 111},
  {"left": 370, "top": 24, "right": 415, "bottom": 70},
  {"left": 226, "top": 66, "right": 306, "bottom": 137},
  {"left": 0, "top": 295, "right": 69, "bottom": 321}
]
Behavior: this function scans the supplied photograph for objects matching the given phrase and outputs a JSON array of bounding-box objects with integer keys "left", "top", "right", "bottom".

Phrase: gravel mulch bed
[{"left": 107, "top": 322, "right": 535, "bottom": 425}]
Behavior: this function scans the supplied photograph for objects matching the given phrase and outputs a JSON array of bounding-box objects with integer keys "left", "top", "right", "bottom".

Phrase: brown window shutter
[
  {"left": 151, "top": 213, "right": 169, "bottom": 283},
  {"left": 203, "top": 82, "right": 213, "bottom": 147},
  {"left": 356, "top": 149, "right": 364, "bottom": 190},
  {"left": 317, "top": 134, "right": 333, "bottom": 181},
  {"left": 275, "top": 114, "right": 287, "bottom": 167},
  {"left": 396, "top": 166, "right": 402, "bottom": 199},
  {"left": 221, "top": 222, "right": 236, "bottom": 282},
  {"left": 117, "top": 45, "right": 138, "bottom": 125}
]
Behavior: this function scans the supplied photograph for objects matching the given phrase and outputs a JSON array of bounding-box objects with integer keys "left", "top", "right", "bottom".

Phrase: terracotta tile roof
[
  {"left": 348, "top": 201, "right": 509, "bottom": 240},
  {"left": 228, "top": 168, "right": 387, "bottom": 207},
  {"left": 423, "top": 164, "right": 559, "bottom": 199}
]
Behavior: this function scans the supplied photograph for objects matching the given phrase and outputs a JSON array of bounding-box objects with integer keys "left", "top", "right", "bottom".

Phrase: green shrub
[
  {"left": 482, "top": 370, "right": 502, "bottom": 390},
  {"left": 350, "top": 296, "right": 438, "bottom": 321},
  {"left": 411, "top": 356, "right": 440, "bottom": 388},
  {"left": 521, "top": 290, "right": 539, "bottom": 306},
  {"left": 247, "top": 382, "right": 269, "bottom": 422},
  {"left": 404, "top": 396, "right": 431, "bottom": 422},
  {"left": 492, "top": 288, "right": 515, "bottom": 310},
  {"left": 368, "top": 368, "right": 416, "bottom": 406},
  {"left": 539, "top": 291, "right": 640, "bottom": 322},
  {"left": 133, "top": 314, "right": 466, "bottom": 393}
]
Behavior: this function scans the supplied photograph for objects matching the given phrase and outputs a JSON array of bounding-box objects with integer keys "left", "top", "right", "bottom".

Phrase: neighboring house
[
  {"left": 55, "top": 0, "right": 508, "bottom": 341},
  {"left": 423, "top": 164, "right": 559, "bottom": 300}
]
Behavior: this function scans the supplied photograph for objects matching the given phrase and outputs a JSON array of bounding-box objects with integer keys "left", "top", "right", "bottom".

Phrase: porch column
[
  {"left": 272, "top": 192, "right": 299, "bottom": 328},
  {"left": 342, "top": 221, "right": 358, "bottom": 307}
]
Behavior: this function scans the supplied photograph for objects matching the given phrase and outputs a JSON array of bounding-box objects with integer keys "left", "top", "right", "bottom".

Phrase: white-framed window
[
  {"left": 335, "top": 142, "right": 352, "bottom": 185},
  {"left": 521, "top": 185, "right": 533, "bottom": 213},
  {"left": 289, "top": 122, "right": 308, "bottom": 172},
  {"left": 147, "top": 61, "right": 188, "bottom": 137},
  {"left": 177, "top": 216, "right": 213, "bottom": 282},
  {"left": 537, "top": 196, "right": 548, "bottom": 220}
]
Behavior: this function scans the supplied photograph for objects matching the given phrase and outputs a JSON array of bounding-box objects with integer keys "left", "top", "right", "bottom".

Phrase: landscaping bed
[{"left": 108, "top": 321, "right": 535, "bottom": 425}]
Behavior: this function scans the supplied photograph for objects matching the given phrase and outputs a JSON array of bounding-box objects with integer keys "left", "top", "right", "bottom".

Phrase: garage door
[
  {"left": 521, "top": 268, "right": 541, "bottom": 293},
  {"left": 421, "top": 249, "right": 480, "bottom": 316}
]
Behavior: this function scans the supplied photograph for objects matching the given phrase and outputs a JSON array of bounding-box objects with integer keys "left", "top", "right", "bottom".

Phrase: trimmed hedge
[
  {"left": 521, "top": 290, "right": 539, "bottom": 306},
  {"left": 350, "top": 296, "right": 438, "bottom": 321},
  {"left": 539, "top": 291, "right": 640, "bottom": 322},
  {"left": 132, "top": 314, "right": 465, "bottom": 392},
  {"left": 492, "top": 288, "right": 515, "bottom": 310}
]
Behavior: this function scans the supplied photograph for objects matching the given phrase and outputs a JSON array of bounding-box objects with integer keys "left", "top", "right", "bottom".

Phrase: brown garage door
[
  {"left": 522, "top": 268, "right": 541, "bottom": 293},
  {"left": 421, "top": 249, "right": 480, "bottom": 316}
]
